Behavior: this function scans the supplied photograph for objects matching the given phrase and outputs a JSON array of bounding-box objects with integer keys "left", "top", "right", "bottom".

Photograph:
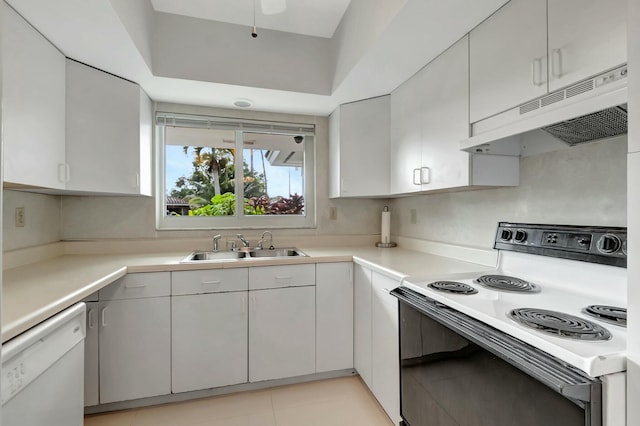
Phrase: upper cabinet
[
  {"left": 547, "top": 0, "right": 627, "bottom": 92},
  {"left": 469, "top": 0, "right": 548, "bottom": 123},
  {"left": 2, "top": 3, "right": 66, "bottom": 189},
  {"left": 470, "top": 0, "right": 627, "bottom": 123},
  {"left": 329, "top": 96, "right": 390, "bottom": 198},
  {"left": 390, "top": 36, "right": 519, "bottom": 195},
  {"left": 66, "top": 60, "right": 153, "bottom": 196}
]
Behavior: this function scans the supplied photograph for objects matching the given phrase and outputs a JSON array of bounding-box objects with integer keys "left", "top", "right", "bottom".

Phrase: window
[{"left": 156, "top": 112, "right": 316, "bottom": 230}]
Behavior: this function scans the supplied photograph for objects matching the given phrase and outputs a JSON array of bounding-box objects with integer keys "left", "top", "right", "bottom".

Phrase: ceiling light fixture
[
  {"left": 233, "top": 98, "right": 254, "bottom": 108},
  {"left": 261, "top": 0, "right": 287, "bottom": 15}
]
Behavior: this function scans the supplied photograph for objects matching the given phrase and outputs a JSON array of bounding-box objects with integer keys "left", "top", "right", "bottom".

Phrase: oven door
[{"left": 391, "top": 287, "right": 601, "bottom": 426}]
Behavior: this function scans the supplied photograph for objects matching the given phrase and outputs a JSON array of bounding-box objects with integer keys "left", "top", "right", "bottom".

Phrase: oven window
[{"left": 399, "top": 303, "right": 585, "bottom": 426}]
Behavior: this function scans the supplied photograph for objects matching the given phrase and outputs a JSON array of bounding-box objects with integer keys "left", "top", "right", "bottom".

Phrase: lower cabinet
[
  {"left": 249, "top": 286, "right": 316, "bottom": 382},
  {"left": 88, "top": 272, "right": 171, "bottom": 405},
  {"left": 84, "top": 302, "right": 100, "bottom": 407},
  {"left": 170, "top": 268, "right": 249, "bottom": 393},
  {"left": 172, "top": 292, "right": 248, "bottom": 393},
  {"left": 354, "top": 264, "right": 401, "bottom": 424},
  {"left": 99, "top": 296, "right": 171, "bottom": 403},
  {"left": 316, "top": 263, "right": 354, "bottom": 372},
  {"left": 371, "top": 272, "right": 401, "bottom": 424}
]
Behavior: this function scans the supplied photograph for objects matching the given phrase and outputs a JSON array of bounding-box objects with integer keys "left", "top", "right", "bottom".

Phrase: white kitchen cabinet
[
  {"left": 547, "top": 0, "right": 627, "bottom": 92},
  {"left": 390, "top": 69, "right": 424, "bottom": 195},
  {"left": 98, "top": 273, "right": 171, "bottom": 404},
  {"left": 371, "top": 271, "right": 401, "bottom": 424},
  {"left": 469, "top": 0, "right": 548, "bottom": 123},
  {"left": 84, "top": 302, "right": 100, "bottom": 407},
  {"left": 249, "top": 285, "right": 316, "bottom": 382},
  {"left": 171, "top": 269, "right": 249, "bottom": 393},
  {"left": 470, "top": 0, "right": 627, "bottom": 123},
  {"left": 2, "top": 3, "right": 66, "bottom": 189},
  {"left": 329, "top": 96, "right": 390, "bottom": 197},
  {"left": 316, "top": 263, "right": 354, "bottom": 372},
  {"left": 353, "top": 264, "right": 373, "bottom": 388},
  {"left": 391, "top": 36, "right": 519, "bottom": 194},
  {"left": 172, "top": 292, "right": 248, "bottom": 393},
  {"left": 65, "top": 59, "right": 152, "bottom": 195}
]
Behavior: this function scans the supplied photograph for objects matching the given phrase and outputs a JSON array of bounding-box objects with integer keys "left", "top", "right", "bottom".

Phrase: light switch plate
[{"left": 15, "top": 207, "right": 25, "bottom": 227}]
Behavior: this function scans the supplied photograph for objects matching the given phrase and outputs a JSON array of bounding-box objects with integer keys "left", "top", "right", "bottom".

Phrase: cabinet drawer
[
  {"left": 171, "top": 268, "right": 249, "bottom": 295},
  {"left": 249, "top": 264, "right": 315, "bottom": 290},
  {"left": 99, "top": 272, "right": 170, "bottom": 300}
]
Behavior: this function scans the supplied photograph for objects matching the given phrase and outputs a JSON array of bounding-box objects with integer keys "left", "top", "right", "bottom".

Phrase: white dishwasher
[{"left": 1, "top": 303, "right": 86, "bottom": 426}]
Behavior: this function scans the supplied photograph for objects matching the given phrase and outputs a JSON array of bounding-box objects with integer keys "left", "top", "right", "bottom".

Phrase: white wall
[
  {"left": 152, "top": 12, "right": 332, "bottom": 95},
  {"left": 391, "top": 135, "right": 627, "bottom": 249},
  {"left": 627, "top": 0, "right": 639, "bottom": 423},
  {"left": 2, "top": 191, "right": 61, "bottom": 251},
  {"left": 107, "top": 0, "right": 154, "bottom": 70},
  {"left": 60, "top": 104, "right": 387, "bottom": 240}
]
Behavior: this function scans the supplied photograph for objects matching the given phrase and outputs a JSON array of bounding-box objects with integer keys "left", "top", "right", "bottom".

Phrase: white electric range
[{"left": 394, "top": 222, "right": 627, "bottom": 426}]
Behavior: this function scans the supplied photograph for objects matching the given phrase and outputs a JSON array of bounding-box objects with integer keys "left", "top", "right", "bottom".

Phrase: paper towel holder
[{"left": 376, "top": 206, "right": 397, "bottom": 248}]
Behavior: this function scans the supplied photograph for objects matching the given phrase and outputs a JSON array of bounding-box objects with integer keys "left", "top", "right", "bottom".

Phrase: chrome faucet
[
  {"left": 258, "top": 231, "right": 274, "bottom": 249},
  {"left": 212, "top": 234, "right": 222, "bottom": 252},
  {"left": 237, "top": 234, "right": 250, "bottom": 247}
]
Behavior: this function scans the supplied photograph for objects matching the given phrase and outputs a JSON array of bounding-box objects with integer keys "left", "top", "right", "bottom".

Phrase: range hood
[{"left": 461, "top": 65, "right": 628, "bottom": 156}]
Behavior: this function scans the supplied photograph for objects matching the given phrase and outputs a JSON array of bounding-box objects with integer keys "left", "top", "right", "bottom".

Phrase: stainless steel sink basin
[
  {"left": 248, "top": 248, "right": 308, "bottom": 258},
  {"left": 181, "top": 251, "right": 246, "bottom": 262},
  {"left": 181, "top": 247, "right": 308, "bottom": 263}
]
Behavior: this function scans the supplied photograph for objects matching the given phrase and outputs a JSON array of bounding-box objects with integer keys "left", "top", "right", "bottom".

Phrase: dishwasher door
[{"left": 1, "top": 303, "right": 86, "bottom": 426}]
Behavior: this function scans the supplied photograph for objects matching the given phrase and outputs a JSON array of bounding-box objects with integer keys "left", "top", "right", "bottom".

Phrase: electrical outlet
[
  {"left": 15, "top": 207, "right": 26, "bottom": 227},
  {"left": 410, "top": 209, "right": 417, "bottom": 225},
  {"left": 329, "top": 206, "right": 338, "bottom": 221}
]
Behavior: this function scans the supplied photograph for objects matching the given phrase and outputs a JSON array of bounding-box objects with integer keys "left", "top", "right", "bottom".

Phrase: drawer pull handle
[
  {"left": 275, "top": 275, "right": 292, "bottom": 280},
  {"left": 101, "top": 308, "right": 107, "bottom": 327},
  {"left": 124, "top": 283, "right": 146, "bottom": 289},
  {"left": 201, "top": 280, "right": 222, "bottom": 286},
  {"left": 241, "top": 297, "right": 247, "bottom": 315},
  {"left": 88, "top": 309, "right": 95, "bottom": 329}
]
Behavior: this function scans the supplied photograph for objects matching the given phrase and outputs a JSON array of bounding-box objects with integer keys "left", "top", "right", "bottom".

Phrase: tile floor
[{"left": 84, "top": 376, "right": 394, "bottom": 426}]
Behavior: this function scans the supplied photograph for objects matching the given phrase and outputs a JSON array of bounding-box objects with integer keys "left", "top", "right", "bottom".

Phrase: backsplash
[
  {"left": 390, "top": 135, "right": 627, "bottom": 249},
  {"left": 3, "top": 190, "right": 61, "bottom": 251}
]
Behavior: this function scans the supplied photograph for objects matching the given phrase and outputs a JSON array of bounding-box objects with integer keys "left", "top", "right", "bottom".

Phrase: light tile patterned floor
[{"left": 84, "top": 376, "right": 394, "bottom": 426}]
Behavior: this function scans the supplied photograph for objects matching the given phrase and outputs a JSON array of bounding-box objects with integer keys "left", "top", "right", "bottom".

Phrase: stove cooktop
[{"left": 402, "top": 222, "right": 628, "bottom": 378}]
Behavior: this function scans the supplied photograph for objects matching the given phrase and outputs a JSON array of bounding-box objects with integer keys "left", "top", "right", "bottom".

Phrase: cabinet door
[
  {"left": 66, "top": 60, "right": 143, "bottom": 194},
  {"left": 2, "top": 3, "right": 66, "bottom": 189},
  {"left": 172, "top": 292, "right": 248, "bottom": 393},
  {"left": 371, "top": 272, "right": 401, "bottom": 424},
  {"left": 249, "top": 286, "right": 315, "bottom": 382},
  {"left": 420, "top": 35, "right": 471, "bottom": 191},
  {"left": 390, "top": 70, "right": 424, "bottom": 194},
  {"left": 469, "top": 0, "right": 547, "bottom": 123},
  {"left": 353, "top": 264, "right": 373, "bottom": 389},
  {"left": 84, "top": 302, "right": 100, "bottom": 407},
  {"left": 99, "top": 297, "right": 170, "bottom": 403},
  {"left": 338, "top": 96, "right": 390, "bottom": 197},
  {"left": 548, "top": 0, "right": 627, "bottom": 92},
  {"left": 316, "top": 263, "right": 354, "bottom": 372}
]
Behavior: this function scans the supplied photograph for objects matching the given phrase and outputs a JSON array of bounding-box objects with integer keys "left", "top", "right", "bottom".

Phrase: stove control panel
[{"left": 495, "top": 222, "right": 627, "bottom": 267}]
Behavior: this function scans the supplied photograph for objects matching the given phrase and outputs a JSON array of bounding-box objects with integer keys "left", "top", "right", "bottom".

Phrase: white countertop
[{"left": 2, "top": 245, "right": 492, "bottom": 343}]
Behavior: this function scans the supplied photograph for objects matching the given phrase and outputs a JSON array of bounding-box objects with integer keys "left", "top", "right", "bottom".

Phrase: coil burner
[
  {"left": 583, "top": 305, "right": 627, "bottom": 327},
  {"left": 474, "top": 275, "right": 539, "bottom": 292},
  {"left": 509, "top": 308, "right": 611, "bottom": 341},
  {"left": 427, "top": 281, "right": 478, "bottom": 295}
]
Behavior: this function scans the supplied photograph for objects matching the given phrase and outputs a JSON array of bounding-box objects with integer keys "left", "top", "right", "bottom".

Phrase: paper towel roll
[{"left": 381, "top": 206, "right": 391, "bottom": 244}]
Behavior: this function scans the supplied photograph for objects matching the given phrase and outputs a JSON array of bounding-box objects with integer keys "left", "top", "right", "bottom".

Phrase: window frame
[{"left": 155, "top": 112, "right": 316, "bottom": 230}]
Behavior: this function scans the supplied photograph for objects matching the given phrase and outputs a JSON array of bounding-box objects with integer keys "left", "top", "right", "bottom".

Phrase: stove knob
[
  {"left": 500, "top": 229, "right": 513, "bottom": 241},
  {"left": 597, "top": 234, "right": 621, "bottom": 254},
  {"left": 514, "top": 229, "right": 528, "bottom": 243}
]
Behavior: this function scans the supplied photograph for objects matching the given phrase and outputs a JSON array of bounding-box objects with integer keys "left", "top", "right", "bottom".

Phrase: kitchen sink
[
  {"left": 247, "top": 247, "right": 308, "bottom": 258},
  {"left": 180, "top": 247, "right": 308, "bottom": 263}
]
